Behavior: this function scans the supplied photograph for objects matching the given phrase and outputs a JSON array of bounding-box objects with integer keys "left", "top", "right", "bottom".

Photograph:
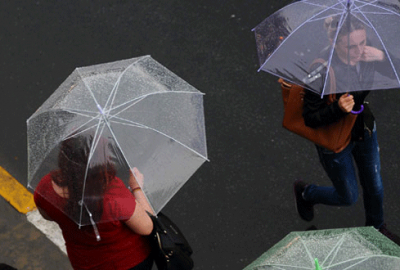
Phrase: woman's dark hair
[{"left": 51, "top": 133, "right": 116, "bottom": 224}]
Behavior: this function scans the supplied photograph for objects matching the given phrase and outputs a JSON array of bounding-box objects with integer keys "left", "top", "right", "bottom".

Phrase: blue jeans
[{"left": 303, "top": 123, "right": 384, "bottom": 229}]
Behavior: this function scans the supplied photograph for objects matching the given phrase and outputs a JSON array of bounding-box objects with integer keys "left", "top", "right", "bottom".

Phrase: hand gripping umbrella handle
[
  {"left": 351, "top": 105, "right": 364, "bottom": 115},
  {"left": 346, "top": 94, "right": 364, "bottom": 115}
]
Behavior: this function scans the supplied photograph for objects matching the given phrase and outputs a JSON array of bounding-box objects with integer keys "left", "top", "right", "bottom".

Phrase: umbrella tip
[{"left": 315, "top": 258, "right": 322, "bottom": 270}]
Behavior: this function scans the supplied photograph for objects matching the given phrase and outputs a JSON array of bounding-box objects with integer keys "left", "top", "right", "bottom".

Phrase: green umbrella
[{"left": 244, "top": 227, "right": 400, "bottom": 270}]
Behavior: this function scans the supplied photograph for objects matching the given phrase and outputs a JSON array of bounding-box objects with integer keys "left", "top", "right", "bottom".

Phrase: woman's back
[{"left": 34, "top": 173, "right": 151, "bottom": 270}]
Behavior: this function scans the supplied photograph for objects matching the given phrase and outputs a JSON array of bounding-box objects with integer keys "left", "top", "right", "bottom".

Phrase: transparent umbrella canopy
[
  {"left": 253, "top": 0, "right": 400, "bottom": 96},
  {"left": 27, "top": 55, "right": 208, "bottom": 226},
  {"left": 243, "top": 227, "right": 400, "bottom": 270}
]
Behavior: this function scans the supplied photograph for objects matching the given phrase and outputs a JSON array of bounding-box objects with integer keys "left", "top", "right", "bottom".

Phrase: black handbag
[{"left": 148, "top": 212, "right": 194, "bottom": 270}]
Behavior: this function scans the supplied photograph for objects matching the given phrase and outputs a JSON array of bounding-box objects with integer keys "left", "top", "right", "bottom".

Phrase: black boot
[
  {"left": 378, "top": 224, "right": 400, "bottom": 245},
  {"left": 293, "top": 180, "right": 314, "bottom": 222}
]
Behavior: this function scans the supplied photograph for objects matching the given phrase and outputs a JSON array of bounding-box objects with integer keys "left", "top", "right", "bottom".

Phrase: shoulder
[
  {"left": 103, "top": 177, "right": 136, "bottom": 220},
  {"left": 104, "top": 177, "right": 134, "bottom": 205},
  {"left": 35, "top": 173, "right": 53, "bottom": 195},
  {"left": 34, "top": 173, "right": 57, "bottom": 209},
  {"left": 106, "top": 177, "right": 130, "bottom": 194}
]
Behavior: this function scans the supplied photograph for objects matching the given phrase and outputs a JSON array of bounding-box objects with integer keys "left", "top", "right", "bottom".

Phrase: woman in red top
[{"left": 34, "top": 135, "right": 154, "bottom": 270}]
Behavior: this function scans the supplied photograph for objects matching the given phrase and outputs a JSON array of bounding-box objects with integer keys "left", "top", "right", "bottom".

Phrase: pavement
[
  {"left": 1, "top": 1, "right": 400, "bottom": 270},
  {"left": 0, "top": 167, "right": 71, "bottom": 269}
]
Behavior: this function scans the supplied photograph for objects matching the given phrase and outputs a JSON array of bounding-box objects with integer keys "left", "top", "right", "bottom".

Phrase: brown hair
[{"left": 51, "top": 134, "right": 116, "bottom": 224}]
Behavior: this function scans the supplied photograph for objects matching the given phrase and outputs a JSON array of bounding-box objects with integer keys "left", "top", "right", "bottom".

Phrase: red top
[{"left": 34, "top": 173, "right": 151, "bottom": 270}]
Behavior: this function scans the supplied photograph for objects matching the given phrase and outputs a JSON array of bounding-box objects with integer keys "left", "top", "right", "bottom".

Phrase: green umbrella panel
[{"left": 244, "top": 227, "right": 400, "bottom": 270}]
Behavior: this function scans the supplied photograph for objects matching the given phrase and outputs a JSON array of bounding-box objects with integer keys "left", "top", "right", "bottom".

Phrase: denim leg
[
  {"left": 303, "top": 143, "right": 359, "bottom": 206},
  {"left": 352, "top": 125, "right": 384, "bottom": 229}
]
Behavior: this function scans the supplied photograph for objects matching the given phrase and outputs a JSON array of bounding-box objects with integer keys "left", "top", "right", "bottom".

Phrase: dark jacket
[{"left": 302, "top": 51, "right": 376, "bottom": 141}]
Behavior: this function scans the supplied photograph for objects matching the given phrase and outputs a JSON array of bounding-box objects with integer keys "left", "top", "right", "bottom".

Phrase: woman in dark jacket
[{"left": 293, "top": 16, "right": 399, "bottom": 242}]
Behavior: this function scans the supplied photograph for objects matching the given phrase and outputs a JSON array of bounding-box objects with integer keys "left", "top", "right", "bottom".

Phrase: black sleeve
[{"left": 302, "top": 90, "right": 348, "bottom": 128}]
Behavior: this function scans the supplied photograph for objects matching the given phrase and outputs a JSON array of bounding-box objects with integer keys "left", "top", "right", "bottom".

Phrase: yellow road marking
[{"left": 0, "top": 166, "right": 36, "bottom": 214}]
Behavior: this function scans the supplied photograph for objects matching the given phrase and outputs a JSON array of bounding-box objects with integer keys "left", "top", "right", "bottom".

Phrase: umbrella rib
[
  {"left": 351, "top": 1, "right": 382, "bottom": 17},
  {"left": 257, "top": 1, "right": 345, "bottom": 72},
  {"left": 321, "top": 11, "right": 348, "bottom": 97},
  {"left": 104, "top": 77, "right": 122, "bottom": 118},
  {"left": 355, "top": 0, "right": 400, "bottom": 17},
  {"left": 339, "top": 0, "right": 348, "bottom": 9},
  {"left": 62, "top": 108, "right": 100, "bottom": 119},
  {"left": 62, "top": 122, "right": 100, "bottom": 141},
  {"left": 307, "top": 12, "right": 343, "bottom": 23},
  {"left": 298, "top": 235, "right": 316, "bottom": 267},
  {"left": 30, "top": 108, "right": 99, "bottom": 121},
  {"left": 341, "top": 257, "right": 369, "bottom": 270},
  {"left": 353, "top": 0, "right": 378, "bottom": 10},
  {"left": 355, "top": 11, "right": 394, "bottom": 15},
  {"left": 265, "top": 69, "right": 321, "bottom": 93},
  {"left": 301, "top": 0, "right": 343, "bottom": 11},
  {"left": 109, "top": 117, "right": 208, "bottom": 161},
  {"left": 27, "top": 119, "right": 101, "bottom": 190},
  {"left": 100, "top": 116, "right": 157, "bottom": 215},
  {"left": 88, "top": 122, "right": 108, "bottom": 161},
  {"left": 104, "top": 57, "right": 166, "bottom": 115},
  {"left": 105, "top": 96, "right": 145, "bottom": 118},
  {"left": 324, "top": 255, "right": 400, "bottom": 269},
  {"left": 78, "top": 120, "right": 107, "bottom": 225},
  {"left": 103, "top": 56, "right": 202, "bottom": 117},
  {"left": 356, "top": 8, "right": 400, "bottom": 86},
  {"left": 103, "top": 59, "right": 139, "bottom": 118},
  {"left": 105, "top": 55, "right": 177, "bottom": 113},
  {"left": 108, "top": 118, "right": 146, "bottom": 128},
  {"left": 105, "top": 91, "right": 205, "bottom": 117},
  {"left": 321, "top": 234, "right": 346, "bottom": 267},
  {"left": 76, "top": 68, "right": 106, "bottom": 116}
]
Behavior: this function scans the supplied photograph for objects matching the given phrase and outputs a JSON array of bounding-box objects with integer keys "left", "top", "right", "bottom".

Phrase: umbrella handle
[
  {"left": 346, "top": 94, "right": 364, "bottom": 114},
  {"left": 351, "top": 105, "right": 364, "bottom": 115},
  {"left": 315, "top": 258, "right": 322, "bottom": 270}
]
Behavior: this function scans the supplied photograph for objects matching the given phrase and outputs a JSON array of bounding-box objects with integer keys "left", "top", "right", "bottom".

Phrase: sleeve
[
  {"left": 33, "top": 174, "right": 50, "bottom": 208},
  {"left": 33, "top": 189, "right": 43, "bottom": 208},
  {"left": 302, "top": 90, "right": 348, "bottom": 128},
  {"left": 302, "top": 61, "right": 348, "bottom": 128},
  {"left": 105, "top": 178, "right": 137, "bottom": 221}
]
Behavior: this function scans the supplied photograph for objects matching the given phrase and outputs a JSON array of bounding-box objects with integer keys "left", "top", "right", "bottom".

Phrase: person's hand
[
  {"left": 129, "top": 167, "right": 144, "bottom": 190},
  {"left": 338, "top": 94, "right": 355, "bottom": 113},
  {"left": 361, "top": 46, "right": 385, "bottom": 62}
]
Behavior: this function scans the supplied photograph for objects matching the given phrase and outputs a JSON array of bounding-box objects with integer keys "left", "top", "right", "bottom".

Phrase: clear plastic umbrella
[
  {"left": 27, "top": 55, "right": 208, "bottom": 226},
  {"left": 253, "top": 0, "right": 400, "bottom": 96},
  {"left": 243, "top": 227, "right": 400, "bottom": 270}
]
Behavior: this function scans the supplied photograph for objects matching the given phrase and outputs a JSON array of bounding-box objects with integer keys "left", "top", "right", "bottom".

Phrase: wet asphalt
[{"left": 1, "top": 1, "right": 400, "bottom": 269}]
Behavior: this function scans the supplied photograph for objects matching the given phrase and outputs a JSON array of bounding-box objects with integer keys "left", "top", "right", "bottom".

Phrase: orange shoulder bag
[{"left": 280, "top": 59, "right": 357, "bottom": 153}]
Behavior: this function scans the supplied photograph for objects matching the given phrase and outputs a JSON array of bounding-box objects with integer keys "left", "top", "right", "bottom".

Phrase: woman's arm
[
  {"left": 124, "top": 201, "right": 153, "bottom": 235},
  {"left": 303, "top": 62, "right": 349, "bottom": 128},
  {"left": 124, "top": 167, "right": 154, "bottom": 235},
  {"left": 128, "top": 167, "right": 154, "bottom": 214},
  {"left": 303, "top": 90, "right": 350, "bottom": 128}
]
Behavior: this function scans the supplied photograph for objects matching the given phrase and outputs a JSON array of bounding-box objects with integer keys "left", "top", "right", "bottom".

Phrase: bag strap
[
  {"left": 146, "top": 211, "right": 166, "bottom": 235},
  {"left": 310, "top": 58, "right": 337, "bottom": 103},
  {"left": 279, "top": 58, "right": 337, "bottom": 103}
]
